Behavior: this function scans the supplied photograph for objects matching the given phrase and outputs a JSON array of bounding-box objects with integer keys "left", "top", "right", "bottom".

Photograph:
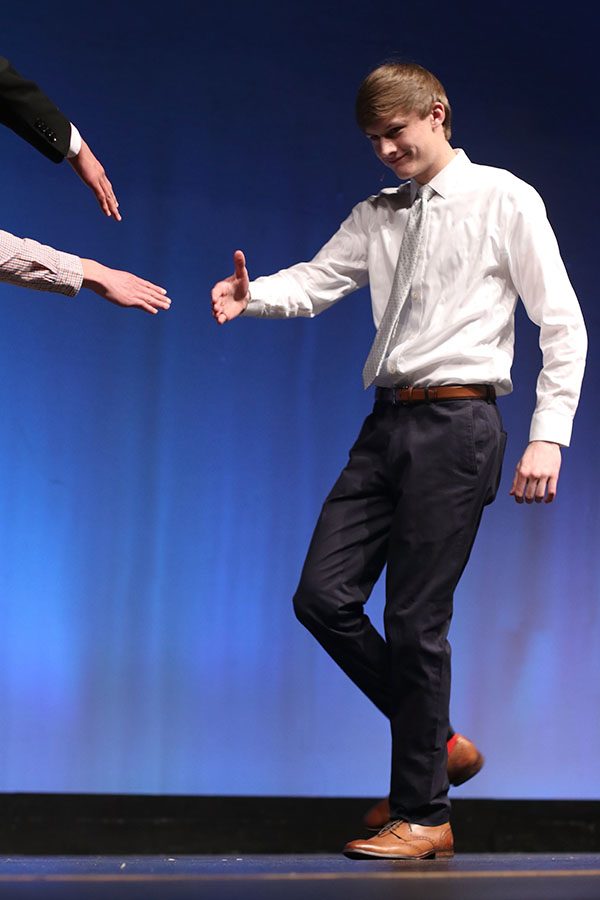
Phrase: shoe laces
[{"left": 377, "top": 819, "right": 405, "bottom": 836}]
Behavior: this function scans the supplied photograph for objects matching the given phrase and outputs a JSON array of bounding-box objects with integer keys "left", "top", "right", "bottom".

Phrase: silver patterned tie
[{"left": 362, "top": 183, "right": 435, "bottom": 389}]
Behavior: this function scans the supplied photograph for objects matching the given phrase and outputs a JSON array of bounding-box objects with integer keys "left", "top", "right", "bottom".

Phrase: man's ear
[{"left": 430, "top": 101, "right": 446, "bottom": 131}]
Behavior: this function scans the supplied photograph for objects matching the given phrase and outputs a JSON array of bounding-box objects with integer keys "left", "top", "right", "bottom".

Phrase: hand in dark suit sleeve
[{"left": 0, "top": 56, "right": 121, "bottom": 220}]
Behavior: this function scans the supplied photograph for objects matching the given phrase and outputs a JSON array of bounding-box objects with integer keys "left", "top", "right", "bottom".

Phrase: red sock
[{"left": 447, "top": 734, "right": 459, "bottom": 754}]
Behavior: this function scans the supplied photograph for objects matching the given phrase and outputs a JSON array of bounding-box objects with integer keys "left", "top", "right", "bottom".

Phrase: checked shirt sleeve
[{"left": 0, "top": 229, "right": 83, "bottom": 297}]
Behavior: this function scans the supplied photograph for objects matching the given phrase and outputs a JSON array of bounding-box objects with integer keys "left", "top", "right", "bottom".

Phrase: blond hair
[{"left": 356, "top": 62, "right": 452, "bottom": 139}]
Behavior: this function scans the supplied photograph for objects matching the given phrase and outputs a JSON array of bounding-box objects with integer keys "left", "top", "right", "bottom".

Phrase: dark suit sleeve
[{"left": 0, "top": 56, "right": 71, "bottom": 163}]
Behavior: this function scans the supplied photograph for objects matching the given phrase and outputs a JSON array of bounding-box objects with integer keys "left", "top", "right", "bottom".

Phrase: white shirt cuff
[
  {"left": 529, "top": 410, "right": 573, "bottom": 448},
  {"left": 67, "top": 123, "right": 82, "bottom": 158}
]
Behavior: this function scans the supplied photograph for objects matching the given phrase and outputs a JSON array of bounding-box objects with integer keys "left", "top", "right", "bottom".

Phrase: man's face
[{"left": 365, "top": 105, "right": 450, "bottom": 184}]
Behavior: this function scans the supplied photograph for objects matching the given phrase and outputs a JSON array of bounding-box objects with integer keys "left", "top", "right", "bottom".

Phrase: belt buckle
[{"left": 395, "top": 384, "right": 411, "bottom": 405}]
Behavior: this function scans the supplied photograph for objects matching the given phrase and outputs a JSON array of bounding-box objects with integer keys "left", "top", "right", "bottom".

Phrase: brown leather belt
[{"left": 376, "top": 384, "right": 496, "bottom": 405}]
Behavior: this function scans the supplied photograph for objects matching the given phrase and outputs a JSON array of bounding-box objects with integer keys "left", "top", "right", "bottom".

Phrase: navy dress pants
[{"left": 293, "top": 396, "right": 506, "bottom": 826}]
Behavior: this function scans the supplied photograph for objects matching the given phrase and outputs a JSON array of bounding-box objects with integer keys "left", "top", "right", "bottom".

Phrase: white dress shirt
[
  {"left": 0, "top": 230, "right": 83, "bottom": 296},
  {"left": 245, "top": 150, "right": 587, "bottom": 447}
]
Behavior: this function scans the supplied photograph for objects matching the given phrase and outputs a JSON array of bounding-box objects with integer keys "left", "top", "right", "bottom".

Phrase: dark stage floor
[{"left": 1, "top": 854, "right": 600, "bottom": 900}]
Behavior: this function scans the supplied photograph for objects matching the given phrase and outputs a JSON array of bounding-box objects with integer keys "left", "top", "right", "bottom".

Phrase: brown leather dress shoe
[
  {"left": 447, "top": 733, "right": 484, "bottom": 786},
  {"left": 363, "top": 733, "right": 484, "bottom": 830},
  {"left": 344, "top": 820, "right": 454, "bottom": 860}
]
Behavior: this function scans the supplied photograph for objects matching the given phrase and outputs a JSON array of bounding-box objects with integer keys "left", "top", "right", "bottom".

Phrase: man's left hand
[
  {"left": 510, "top": 440, "right": 562, "bottom": 504},
  {"left": 68, "top": 139, "right": 121, "bottom": 221}
]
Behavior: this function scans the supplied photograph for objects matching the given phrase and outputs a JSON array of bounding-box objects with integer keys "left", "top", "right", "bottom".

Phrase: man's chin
[{"left": 390, "top": 156, "right": 414, "bottom": 178}]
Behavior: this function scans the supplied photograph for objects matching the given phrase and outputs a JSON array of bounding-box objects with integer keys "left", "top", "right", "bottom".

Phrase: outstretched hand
[
  {"left": 81, "top": 259, "right": 171, "bottom": 315},
  {"left": 68, "top": 139, "right": 121, "bottom": 221},
  {"left": 211, "top": 250, "right": 250, "bottom": 324},
  {"left": 510, "top": 440, "right": 562, "bottom": 504}
]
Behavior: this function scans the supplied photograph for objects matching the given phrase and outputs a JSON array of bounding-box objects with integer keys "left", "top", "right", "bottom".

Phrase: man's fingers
[
  {"left": 135, "top": 284, "right": 171, "bottom": 309},
  {"left": 102, "top": 190, "right": 121, "bottom": 221},
  {"left": 211, "top": 299, "right": 230, "bottom": 324},
  {"left": 211, "top": 279, "right": 237, "bottom": 323},
  {"left": 144, "top": 295, "right": 171, "bottom": 309},
  {"left": 126, "top": 278, "right": 168, "bottom": 297},
  {"left": 101, "top": 175, "right": 121, "bottom": 221},
  {"left": 509, "top": 472, "right": 526, "bottom": 503},
  {"left": 112, "top": 276, "right": 171, "bottom": 311},
  {"left": 544, "top": 476, "right": 558, "bottom": 503},
  {"left": 211, "top": 298, "right": 228, "bottom": 324},
  {"left": 510, "top": 473, "right": 558, "bottom": 505},
  {"left": 92, "top": 182, "right": 112, "bottom": 218},
  {"left": 109, "top": 199, "right": 122, "bottom": 221},
  {"left": 138, "top": 277, "right": 168, "bottom": 294},
  {"left": 533, "top": 476, "right": 555, "bottom": 503},
  {"left": 512, "top": 471, "right": 544, "bottom": 504},
  {"left": 233, "top": 249, "right": 246, "bottom": 277},
  {"left": 524, "top": 475, "right": 541, "bottom": 504},
  {"left": 95, "top": 179, "right": 121, "bottom": 221}
]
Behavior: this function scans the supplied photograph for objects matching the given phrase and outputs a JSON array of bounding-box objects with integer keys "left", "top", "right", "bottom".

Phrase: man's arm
[
  {"left": 0, "top": 56, "right": 120, "bottom": 220},
  {"left": 211, "top": 204, "right": 370, "bottom": 324},
  {"left": 506, "top": 182, "right": 587, "bottom": 503},
  {"left": 0, "top": 55, "right": 70, "bottom": 161},
  {"left": 0, "top": 229, "right": 170, "bottom": 314}
]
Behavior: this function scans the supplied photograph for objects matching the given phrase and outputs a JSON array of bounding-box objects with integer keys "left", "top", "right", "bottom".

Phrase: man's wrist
[
  {"left": 80, "top": 258, "right": 105, "bottom": 290},
  {"left": 529, "top": 440, "right": 562, "bottom": 449},
  {"left": 240, "top": 290, "right": 251, "bottom": 315}
]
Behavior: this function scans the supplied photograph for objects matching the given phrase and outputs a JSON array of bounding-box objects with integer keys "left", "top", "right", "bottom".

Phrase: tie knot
[{"left": 418, "top": 184, "right": 435, "bottom": 202}]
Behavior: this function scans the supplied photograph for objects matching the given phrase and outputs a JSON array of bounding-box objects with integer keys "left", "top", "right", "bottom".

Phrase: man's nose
[{"left": 379, "top": 137, "right": 397, "bottom": 158}]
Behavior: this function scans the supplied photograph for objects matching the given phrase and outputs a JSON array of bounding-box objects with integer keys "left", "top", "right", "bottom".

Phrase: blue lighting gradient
[{"left": 0, "top": 0, "right": 598, "bottom": 799}]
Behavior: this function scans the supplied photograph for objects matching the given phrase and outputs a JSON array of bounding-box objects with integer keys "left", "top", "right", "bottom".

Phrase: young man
[{"left": 211, "top": 62, "right": 586, "bottom": 859}]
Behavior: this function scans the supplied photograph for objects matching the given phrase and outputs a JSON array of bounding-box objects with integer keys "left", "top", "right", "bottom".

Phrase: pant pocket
[{"left": 485, "top": 428, "right": 507, "bottom": 506}]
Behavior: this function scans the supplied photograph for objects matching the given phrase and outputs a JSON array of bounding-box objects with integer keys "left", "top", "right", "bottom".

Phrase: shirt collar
[{"left": 409, "top": 148, "right": 471, "bottom": 201}]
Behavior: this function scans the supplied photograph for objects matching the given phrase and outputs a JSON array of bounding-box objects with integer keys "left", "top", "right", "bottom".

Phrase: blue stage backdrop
[{"left": 0, "top": 0, "right": 598, "bottom": 799}]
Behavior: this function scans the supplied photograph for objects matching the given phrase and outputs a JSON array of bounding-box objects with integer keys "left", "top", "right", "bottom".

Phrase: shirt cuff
[
  {"left": 529, "top": 410, "right": 573, "bottom": 448},
  {"left": 67, "top": 123, "right": 82, "bottom": 158},
  {"left": 243, "top": 283, "right": 268, "bottom": 317},
  {"left": 55, "top": 251, "right": 84, "bottom": 296}
]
